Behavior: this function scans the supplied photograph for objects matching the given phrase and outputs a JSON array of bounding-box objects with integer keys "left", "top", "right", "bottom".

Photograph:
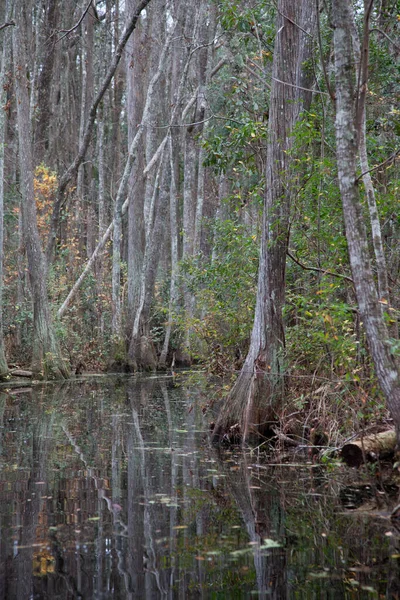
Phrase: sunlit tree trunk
[
  {"left": 13, "top": 0, "right": 69, "bottom": 379},
  {"left": 332, "top": 0, "right": 400, "bottom": 443},
  {"left": 213, "top": 0, "right": 316, "bottom": 443}
]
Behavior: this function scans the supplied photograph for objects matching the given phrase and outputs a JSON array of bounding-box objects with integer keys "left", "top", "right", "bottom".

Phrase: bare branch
[
  {"left": 277, "top": 9, "right": 314, "bottom": 37},
  {"left": 370, "top": 27, "right": 400, "bottom": 52},
  {"left": 272, "top": 76, "right": 330, "bottom": 96},
  {"left": 210, "top": 57, "right": 227, "bottom": 78},
  {"left": 287, "top": 250, "right": 354, "bottom": 283},
  {"left": 356, "top": 146, "right": 400, "bottom": 183},
  {"left": 55, "top": 0, "right": 93, "bottom": 43},
  {"left": 0, "top": 21, "right": 15, "bottom": 32}
]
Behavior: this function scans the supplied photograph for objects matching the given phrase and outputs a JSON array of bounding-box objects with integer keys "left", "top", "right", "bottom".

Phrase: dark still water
[{"left": 0, "top": 375, "right": 399, "bottom": 599}]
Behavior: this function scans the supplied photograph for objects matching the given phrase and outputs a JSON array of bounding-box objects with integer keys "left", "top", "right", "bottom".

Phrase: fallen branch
[
  {"left": 271, "top": 426, "right": 302, "bottom": 447},
  {"left": 10, "top": 369, "right": 33, "bottom": 378},
  {"left": 341, "top": 429, "right": 397, "bottom": 467}
]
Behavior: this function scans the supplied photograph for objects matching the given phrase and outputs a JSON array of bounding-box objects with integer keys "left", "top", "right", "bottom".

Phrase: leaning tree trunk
[
  {"left": 332, "top": 0, "right": 400, "bottom": 443},
  {"left": 13, "top": 1, "right": 69, "bottom": 379},
  {"left": 212, "top": 0, "right": 316, "bottom": 444}
]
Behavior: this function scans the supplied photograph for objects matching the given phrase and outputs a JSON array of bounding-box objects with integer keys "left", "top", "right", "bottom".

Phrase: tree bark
[
  {"left": 46, "top": 0, "right": 153, "bottom": 265},
  {"left": 35, "top": 0, "right": 59, "bottom": 162},
  {"left": 332, "top": 0, "right": 400, "bottom": 444},
  {"left": 126, "top": 0, "right": 147, "bottom": 337},
  {"left": 159, "top": 138, "right": 179, "bottom": 369},
  {"left": 349, "top": 8, "right": 396, "bottom": 337},
  {"left": 0, "top": 7, "right": 11, "bottom": 379},
  {"left": 212, "top": 0, "right": 316, "bottom": 444},
  {"left": 341, "top": 430, "right": 397, "bottom": 467},
  {"left": 13, "top": 0, "right": 69, "bottom": 379}
]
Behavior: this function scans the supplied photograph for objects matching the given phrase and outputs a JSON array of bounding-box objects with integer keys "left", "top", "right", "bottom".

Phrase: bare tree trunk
[
  {"left": 112, "top": 5, "right": 173, "bottom": 359},
  {"left": 159, "top": 138, "right": 179, "bottom": 369},
  {"left": 212, "top": 0, "right": 316, "bottom": 443},
  {"left": 181, "top": 2, "right": 215, "bottom": 361},
  {"left": 46, "top": 0, "right": 153, "bottom": 265},
  {"left": 0, "top": 12, "right": 11, "bottom": 379},
  {"left": 332, "top": 0, "right": 400, "bottom": 443},
  {"left": 349, "top": 9, "right": 397, "bottom": 337},
  {"left": 97, "top": 106, "right": 107, "bottom": 337},
  {"left": 35, "top": 0, "right": 59, "bottom": 162},
  {"left": 128, "top": 155, "right": 169, "bottom": 370},
  {"left": 13, "top": 1, "right": 69, "bottom": 379},
  {"left": 125, "top": 0, "right": 147, "bottom": 338}
]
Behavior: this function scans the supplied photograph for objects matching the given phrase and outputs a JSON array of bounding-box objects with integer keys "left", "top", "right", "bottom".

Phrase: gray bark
[
  {"left": 128, "top": 153, "right": 169, "bottom": 370},
  {"left": 349, "top": 9, "right": 396, "bottom": 336},
  {"left": 13, "top": 0, "right": 69, "bottom": 379},
  {"left": 159, "top": 137, "right": 179, "bottom": 369},
  {"left": 112, "top": 5, "right": 173, "bottom": 348},
  {"left": 181, "top": 2, "right": 215, "bottom": 359},
  {"left": 332, "top": 0, "right": 400, "bottom": 443},
  {"left": 0, "top": 8, "right": 11, "bottom": 379},
  {"left": 213, "top": 0, "right": 316, "bottom": 443},
  {"left": 35, "top": 0, "right": 59, "bottom": 162},
  {"left": 46, "top": 0, "right": 153, "bottom": 264},
  {"left": 126, "top": 0, "right": 148, "bottom": 336}
]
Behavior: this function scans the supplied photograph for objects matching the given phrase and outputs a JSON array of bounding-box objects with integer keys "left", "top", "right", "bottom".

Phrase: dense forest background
[{"left": 0, "top": 0, "right": 399, "bottom": 441}]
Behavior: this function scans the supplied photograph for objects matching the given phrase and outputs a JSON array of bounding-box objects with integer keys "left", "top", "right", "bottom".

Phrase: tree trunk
[
  {"left": 349, "top": 9, "right": 397, "bottom": 338},
  {"left": 13, "top": 1, "right": 69, "bottom": 379},
  {"left": 181, "top": 2, "right": 215, "bottom": 362},
  {"left": 159, "top": 138, "right": 179, "bottom": 369},
  {"left": 332, "top": 0, "right": 400, "bottom": 444},
  {"left": 128, "top": 155, "right": 169, "bottom": 370},
  {"left": 35, "top": 0, "right": 59, "bottom": 163},
  {"left": 46, "top": 0, "right": 153, "bottom": 265},
  {"left": 0, "top": 11, "right": 11, "bottom": 379},
  {"left": 126, "top": 0, "right": 147, "bottom": 338},
  {"left": 212, "top": 0, "right": 316, "bottom": 444}
]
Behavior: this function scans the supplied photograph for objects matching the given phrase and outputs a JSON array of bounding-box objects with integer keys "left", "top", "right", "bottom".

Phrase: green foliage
[
  {"left": 285, "top": 281, "right": 358, "bottom": 376},
  {"left": 180, "top": 218, "right": 258, "bottom": 365}
]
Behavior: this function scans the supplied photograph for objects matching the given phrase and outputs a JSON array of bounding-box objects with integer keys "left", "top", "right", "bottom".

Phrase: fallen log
[
  {"left": 10, "top": 369, "right": 33, "bottom": 378},
  {"left": 341, "top": 430, "right": 397, "bottom": 467}
]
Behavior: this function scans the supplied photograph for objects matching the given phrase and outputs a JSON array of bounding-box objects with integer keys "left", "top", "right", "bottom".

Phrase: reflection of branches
[
  {"left": 130, "top": 400, "right": 168, "bottom": 597},
  {"left": 61, "top": 424, "right": 128, "bottom": 535}
]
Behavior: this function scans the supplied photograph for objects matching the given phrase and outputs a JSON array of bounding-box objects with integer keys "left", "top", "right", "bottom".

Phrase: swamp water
[{"left": 0, "top": 374, "right": 399, "bottom": 599}]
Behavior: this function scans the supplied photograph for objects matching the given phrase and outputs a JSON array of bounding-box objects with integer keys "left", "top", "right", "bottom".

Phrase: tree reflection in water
[{"left": 0, "top": 376, "right": 398, "bottom": 599}]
